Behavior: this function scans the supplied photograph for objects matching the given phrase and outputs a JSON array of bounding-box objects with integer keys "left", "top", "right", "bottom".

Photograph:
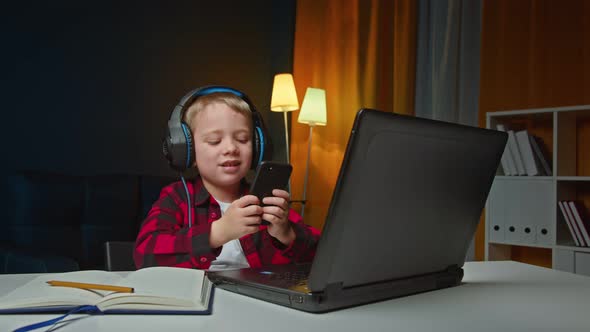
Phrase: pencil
[{"left": 46, "top": 280, "right": 134, "bottom": 293}]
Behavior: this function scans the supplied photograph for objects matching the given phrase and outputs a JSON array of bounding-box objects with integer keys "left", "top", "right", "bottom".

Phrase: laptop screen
[{"left": 308, "top": 109, "right": 507, "bottom": 291}]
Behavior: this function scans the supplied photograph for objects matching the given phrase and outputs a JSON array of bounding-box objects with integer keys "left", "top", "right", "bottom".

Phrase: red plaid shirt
[{"left": 134, "top": 176, "right": 320, "bottom": 269}]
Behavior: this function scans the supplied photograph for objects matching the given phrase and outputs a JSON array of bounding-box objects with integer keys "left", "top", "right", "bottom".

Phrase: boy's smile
[{"left": 220, "top": 159, "right": 242, "bottom": 173}]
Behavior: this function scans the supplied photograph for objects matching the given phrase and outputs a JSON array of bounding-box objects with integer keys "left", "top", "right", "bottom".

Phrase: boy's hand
[
  {"left": 209, "top": 195, "right": 263, "bottom": 248},
  {"left": 263, "top": 189, "right": 295, "bottom": 246}
]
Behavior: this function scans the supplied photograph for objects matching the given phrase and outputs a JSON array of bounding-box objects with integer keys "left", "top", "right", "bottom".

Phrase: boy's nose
[{"left": 223, "top": 140, "right": 239, "bottom": 154}]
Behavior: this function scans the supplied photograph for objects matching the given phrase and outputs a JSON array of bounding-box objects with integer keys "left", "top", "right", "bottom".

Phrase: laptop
[{"left": 208, "top": 108, "right": 508, "bottom": 313}]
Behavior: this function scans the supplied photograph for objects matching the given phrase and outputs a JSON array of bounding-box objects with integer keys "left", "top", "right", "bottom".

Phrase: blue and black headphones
[
  {"left": 162, "top": 86, "right": 273, "bottom": 228},
  {"left": 162, "top": 86, "right": 273, "bottom": 172}
]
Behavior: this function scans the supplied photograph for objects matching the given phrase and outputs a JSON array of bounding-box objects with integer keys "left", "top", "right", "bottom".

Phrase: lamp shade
[
  {"left": 270, "top": 73, "right": 299, "bottom": 112},
  {"left": 298, "top": 87, "right": 327, "bottom": 126}
]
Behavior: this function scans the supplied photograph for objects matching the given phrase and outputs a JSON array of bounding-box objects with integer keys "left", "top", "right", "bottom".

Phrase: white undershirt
[{"left": 208, "top": 199, "right": 251, "bottom": 271}]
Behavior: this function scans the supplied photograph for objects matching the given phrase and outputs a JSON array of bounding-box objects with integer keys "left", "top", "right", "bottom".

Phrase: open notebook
[
  {"left": 0, "top": 266, "right": 213, "bottom": 315},
  {"left": 208, "top": 108, "right": 507, "bottom": 313}
]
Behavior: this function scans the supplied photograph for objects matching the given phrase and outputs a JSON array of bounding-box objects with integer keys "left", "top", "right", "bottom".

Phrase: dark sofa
[{"left": 0, "top": 171, "right": 175, "bottom": 273}]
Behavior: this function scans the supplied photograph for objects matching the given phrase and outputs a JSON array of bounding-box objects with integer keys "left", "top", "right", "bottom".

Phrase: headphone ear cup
[
  {"left": 251, "top": 126, "right": 262, "bottom": 169},
  {"left": 162, "top": 139, "right": 171, "bottom": 163},
  {"left": 250, "top": 111, "right": 273, "bottom": 169},
  {"left": 163, "top": 126, "right": 185, "bottom": 171},
  {"left": 181, "top": 123, "right": 194, "bottom": 169},
  {"left": 162, "top": 121, "right": 193, "bottom": 171},
  {"left": 250, "top": 110, "right": 271, "bottom": 169}
]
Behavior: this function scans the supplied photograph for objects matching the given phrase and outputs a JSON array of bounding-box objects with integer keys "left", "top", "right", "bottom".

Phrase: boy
[{"left": 134, "top": 87, "right": 320, "bottom": 270}]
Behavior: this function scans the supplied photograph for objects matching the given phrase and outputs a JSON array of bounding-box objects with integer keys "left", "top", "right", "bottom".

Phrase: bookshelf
[{"left": 485, "top": 105, "right": 590, "bottom": 277}]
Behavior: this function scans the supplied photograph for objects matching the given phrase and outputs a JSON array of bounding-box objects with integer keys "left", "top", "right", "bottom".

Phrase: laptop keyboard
[
  {"left": 257, "top": 267, "right": 310, "bottom": 290},
  {"left": 269, "top": 271, "right": 308, "bottom": 285}
]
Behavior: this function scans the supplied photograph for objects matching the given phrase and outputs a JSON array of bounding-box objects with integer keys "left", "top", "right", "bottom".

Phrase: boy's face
[{"left": 192, "top": 102, "right": 253, "bottom": 193}]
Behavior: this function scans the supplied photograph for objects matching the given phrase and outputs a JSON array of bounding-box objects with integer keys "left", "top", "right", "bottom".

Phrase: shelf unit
[{"left": 485, "top": 105, "right": 590, "bottom": 277}]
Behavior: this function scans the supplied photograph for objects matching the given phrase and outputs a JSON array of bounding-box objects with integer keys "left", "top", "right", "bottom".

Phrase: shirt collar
[{"left": 192, "top": 176, "right": 249, "bottom": 206}]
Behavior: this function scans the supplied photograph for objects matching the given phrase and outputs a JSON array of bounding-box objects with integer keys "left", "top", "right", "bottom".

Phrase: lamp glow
[
  {"left": 298, "top": 88, "right": 327, "bottom": 126},
  {"left": 271, "top": 73, "right": 299, "bottom": 112}
]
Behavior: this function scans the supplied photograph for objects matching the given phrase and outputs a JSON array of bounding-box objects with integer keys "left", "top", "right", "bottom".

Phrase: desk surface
[{"left": 1, "top": 261, "right": 589, "bottom": 332}]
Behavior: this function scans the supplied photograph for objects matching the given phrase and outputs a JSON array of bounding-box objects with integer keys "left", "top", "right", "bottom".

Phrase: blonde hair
[{"left": 184, "top": 92, "right": 252, "bottom": 132}]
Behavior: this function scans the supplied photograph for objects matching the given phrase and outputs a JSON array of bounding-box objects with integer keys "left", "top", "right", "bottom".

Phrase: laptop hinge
[{"left": 437, "top": 265, "right": 464, "bottom": 288}]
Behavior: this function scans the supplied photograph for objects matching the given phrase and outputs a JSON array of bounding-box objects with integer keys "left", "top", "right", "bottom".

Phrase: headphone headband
[{"left": 163, "top": 86, "right": 272, "bottom": 172}]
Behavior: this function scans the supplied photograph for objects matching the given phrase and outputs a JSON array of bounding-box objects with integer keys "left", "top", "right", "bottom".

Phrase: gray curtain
[{"left": 414, "top": 0, "right": 483, "bottom": 260}]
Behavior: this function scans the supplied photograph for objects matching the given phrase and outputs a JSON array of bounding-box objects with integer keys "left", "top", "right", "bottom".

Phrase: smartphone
[{"left": 249, "top": 161, "right": 292, "bottom": 225}]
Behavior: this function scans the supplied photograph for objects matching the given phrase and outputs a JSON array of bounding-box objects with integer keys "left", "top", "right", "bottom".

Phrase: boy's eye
[{"left": 207, "top": 140, "right": 221, "bottom": 145}]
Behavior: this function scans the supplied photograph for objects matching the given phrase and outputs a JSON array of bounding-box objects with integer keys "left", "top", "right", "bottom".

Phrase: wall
[
  {"left": 0, "top": 1, "right": 296, "bottom": 176},
  {"left": 290, "top": 0, "right": 417, "bottom": 230},
  {"left": 476, "top": 0, "right": 590, "bottom": 262}
]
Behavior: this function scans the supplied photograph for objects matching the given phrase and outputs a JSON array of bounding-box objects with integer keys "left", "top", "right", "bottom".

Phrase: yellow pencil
[{"left": 46, "top": 280, "right": 134, "bottom": 293}]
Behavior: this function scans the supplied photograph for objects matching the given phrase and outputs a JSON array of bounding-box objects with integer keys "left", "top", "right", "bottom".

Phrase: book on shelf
[
  {"left": 495, "top": 124, "right": 518, "bottom": 175},
  {"left": 558, "top": 201, "right": 581, "bottom": 246},
  {"left": 0, "top": 266, "right": 214, "bottom": 315},
  {"left": 568, "top": 201, "right": 590, "bottom": 247},
  {"left": 496, "top": 124, "right": 525, "bottom": 175},
  {"left": 515, "top": 130, "right": 541, "bottom": 176},
  {"left": 563, "top": 201, "right": 587, "bottom": 247},
  {"left": 529, "top": 135, "right": 552, "bottom": 176},
  {"left": 506, "top": 129, "right": 526, "bottom": 175},
  {"left": 495, "top": 124, "right": 552, "bottom": 176}
]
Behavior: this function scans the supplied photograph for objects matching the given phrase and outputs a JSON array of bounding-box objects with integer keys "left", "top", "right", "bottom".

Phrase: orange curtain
[
  {"left": 290, "top": 0, "right": 417, "bottom": 230},
  {"left": 476, "top": 0, "right": 590, "bottom": 262}
]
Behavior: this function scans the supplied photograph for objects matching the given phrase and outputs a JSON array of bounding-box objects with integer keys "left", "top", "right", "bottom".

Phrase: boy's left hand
[{"left": 262, "top": 189, "right": 296, "bottom": 246}]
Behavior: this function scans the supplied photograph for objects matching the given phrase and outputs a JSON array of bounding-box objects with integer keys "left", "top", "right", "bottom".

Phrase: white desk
[{"left": 1, "top": 261, "right": 589, "bottom": 332}]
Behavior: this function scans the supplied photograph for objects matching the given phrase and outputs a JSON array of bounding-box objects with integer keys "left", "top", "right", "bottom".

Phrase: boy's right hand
[{"left": 209, "top": 195, "right": 263, "bottom": 248}]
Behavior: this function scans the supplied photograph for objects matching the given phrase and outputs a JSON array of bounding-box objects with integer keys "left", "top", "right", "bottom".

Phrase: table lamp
[
  {"left": 297, "top": 87, "right": 327, "bottom": 218},
  {"left": 270, "top": 73, "right": 299, "bottom": 165}
]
